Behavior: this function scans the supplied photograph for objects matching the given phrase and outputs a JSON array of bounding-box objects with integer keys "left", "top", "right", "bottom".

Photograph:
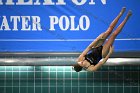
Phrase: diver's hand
[
  {"left": 77, "top": 54, "right": 85, "bottom": 63},
  {"left": 101, "top": 46, "right": 114, "bottom": 65},
  {"left": 109, "top": 46, "right": 114, "bottom": 54}
]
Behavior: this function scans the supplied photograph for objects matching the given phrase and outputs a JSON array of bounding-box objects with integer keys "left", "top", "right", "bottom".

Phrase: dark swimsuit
[{"left": 85, "top": 45, "right": 103, "bottom": 66}]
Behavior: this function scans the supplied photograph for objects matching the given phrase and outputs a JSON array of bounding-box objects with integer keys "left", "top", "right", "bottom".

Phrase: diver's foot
[
  {"left": 120, "top": 7, "right": 126, "bottom": 15},
  {"left": 127, "top": 10, "right": 132, "bottom": 17}
]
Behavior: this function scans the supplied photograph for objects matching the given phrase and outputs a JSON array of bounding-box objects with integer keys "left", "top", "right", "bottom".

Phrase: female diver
[{"left": 73, "top": 7, "right": 132, "bottom": 72}]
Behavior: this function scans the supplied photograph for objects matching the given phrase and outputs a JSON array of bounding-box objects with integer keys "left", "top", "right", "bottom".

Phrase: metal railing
[{"left": 0, "top": 52, "right": 140, "bottom": 66}]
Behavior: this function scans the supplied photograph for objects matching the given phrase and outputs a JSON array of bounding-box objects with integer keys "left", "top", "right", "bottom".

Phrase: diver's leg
[
  {"left": 95, "top": 7, "right": 126, "bottom": 47},
  {"left": 102, "top": 10, "right": 132, "bottom": 57},
  {"left": 101, "top": 7, "right": 126, "bottom": 39}
]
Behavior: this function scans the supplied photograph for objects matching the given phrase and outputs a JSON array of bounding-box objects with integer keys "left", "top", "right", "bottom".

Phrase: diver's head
[{"left": 73, "top": 63, "right": 83, "bottom": 72}]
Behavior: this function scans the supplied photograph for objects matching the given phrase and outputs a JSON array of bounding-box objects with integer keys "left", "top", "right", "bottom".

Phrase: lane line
[{"left": 0, "top": 38, "right": 140, "bottom": 41}]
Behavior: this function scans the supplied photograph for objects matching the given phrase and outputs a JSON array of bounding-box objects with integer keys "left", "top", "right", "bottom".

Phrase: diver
[{"left": 73, "top": 7, "right": 132, "bottom": 72}]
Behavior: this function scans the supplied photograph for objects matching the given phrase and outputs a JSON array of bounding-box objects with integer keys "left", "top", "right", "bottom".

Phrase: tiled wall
[{"left": 0, "top": 66, "right": 140, "bottom": 93}]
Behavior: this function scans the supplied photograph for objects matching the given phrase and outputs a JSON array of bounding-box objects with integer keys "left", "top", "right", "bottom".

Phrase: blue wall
[{"left": 0, "top": 0, "right": 139, "bottom": 52}]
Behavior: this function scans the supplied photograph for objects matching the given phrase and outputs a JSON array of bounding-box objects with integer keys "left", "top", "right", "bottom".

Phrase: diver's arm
[
  {"left": 86, "top": 53, "right": 110, "bottom": 71},
  {"left": 87, "top": 46, "right": 114, "bottom": 71},
  {"left": 80, "top": 35, "right": 104, "bottom": 57},
  {"left": 77, "top": 39, "right": 99, "bottom": 62},
  {"left": 77, "top": 34, "right": 106, "bottom": 62}
]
